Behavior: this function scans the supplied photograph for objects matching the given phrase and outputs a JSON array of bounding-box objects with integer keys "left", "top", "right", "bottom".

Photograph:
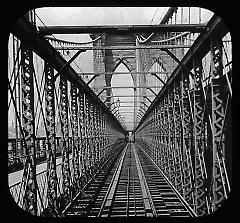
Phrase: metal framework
[
  {"left": 38, "top": 24, "right": 205, "bottom": 35},
  {"left": 135, "top": 15, "right": 231, "bottom": 216},
  {"left": 8, "top": 9, "right": 231, "bottom": 217},
  {"left": 8, "top": 16, "right": 127, "bottom": 216}
]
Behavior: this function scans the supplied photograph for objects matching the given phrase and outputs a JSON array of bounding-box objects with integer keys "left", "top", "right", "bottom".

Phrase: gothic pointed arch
[{"left": 111, "top": 57, "right": 136, "bottom": 85}]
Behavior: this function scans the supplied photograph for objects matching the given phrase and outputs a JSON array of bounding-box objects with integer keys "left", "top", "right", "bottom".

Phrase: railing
[
  {"left": 8, "top": 137, "right": 63, "bottom": 173},
  {"left": 9, "top": 139, "right": 126, "bottom": 216}
]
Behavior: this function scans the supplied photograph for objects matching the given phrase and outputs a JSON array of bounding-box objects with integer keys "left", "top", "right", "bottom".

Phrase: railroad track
[
  {"left": 135, "top": 143, "right": 195, "bottom": 217},
  {"left": 65, "top": 142, "right": 196, "bottom": 217},
  {"left": 64, "top": 141, "right": 127, "bottom": 216}
]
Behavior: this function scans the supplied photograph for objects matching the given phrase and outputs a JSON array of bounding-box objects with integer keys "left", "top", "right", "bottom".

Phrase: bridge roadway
[{"left": 63, "top": 142, "right": 194, "bottom": 217}]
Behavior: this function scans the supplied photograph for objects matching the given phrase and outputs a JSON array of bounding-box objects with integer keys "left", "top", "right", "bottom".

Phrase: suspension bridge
[{"left": 8, "top": 7, "right": 232, "bottom": 217}]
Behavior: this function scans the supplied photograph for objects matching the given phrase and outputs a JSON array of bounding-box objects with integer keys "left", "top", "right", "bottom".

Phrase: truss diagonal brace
[
  {"left": 141, "top": 101, "right": 149, "bottom": 108},
  {"left": 53, "top": 49, "right": 86, "bottom": 81},
  {"left": 87, "top": 74, "right": 100, "bottom": 85},
  {"left": 150, "top": 73, "right": 166, "bottom": 85},
  {"left": 147, "top": 87, "right": 157, "bottom": 96},
  {"left": 144, "top": 96, "right": 152, "bottom": 104},
  {"left": 161, "top": 48, "right": 194, "bottom": 77},
  {"left": 97, "top": 88, "right": 106, "bottom": 97}
]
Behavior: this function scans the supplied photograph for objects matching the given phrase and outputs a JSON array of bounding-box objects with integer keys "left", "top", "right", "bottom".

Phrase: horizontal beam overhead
[
  {"left": 105, "top": 95, "right": 153, "bottom": 97},
  {"left": 54, "top": 44, "right": 191, "bottom": 51},
  {"left": 121, "top": 121, "right": 138, "bottom": 122},
  {"left": 95, "top": 86, "right": 162, "bottom": 89},
  {"left": 117, "top": 106, "right": 141, "bottom": 107},
  {"left": 38, "top": 24, "right": 206, "bottom": 35},
  {"left": 110, "top": 101, "right": 135, "bottom": 103},
  {"left": 78, "top": 71, "right": 171, "bottom": 76}
]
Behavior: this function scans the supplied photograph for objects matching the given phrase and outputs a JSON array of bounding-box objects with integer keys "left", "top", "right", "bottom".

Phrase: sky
[{"left": 36, "top": 7, "right": 168, "bottom": 26}]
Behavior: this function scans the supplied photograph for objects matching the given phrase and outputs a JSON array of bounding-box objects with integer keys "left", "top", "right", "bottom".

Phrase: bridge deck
[{"left": 64, "top": 142, "right": 194, "bottom": 217}]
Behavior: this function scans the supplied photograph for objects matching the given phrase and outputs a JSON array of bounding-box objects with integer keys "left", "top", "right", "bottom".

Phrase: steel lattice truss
[
  {"left": 8, "top": 8, "right": 231, "bottom": 217},
  {"left": 135, "top": 35, "right": 231, "bottom": 216},
  {"left": 8, "top": 32, "right": 126, "bottom": 215}
]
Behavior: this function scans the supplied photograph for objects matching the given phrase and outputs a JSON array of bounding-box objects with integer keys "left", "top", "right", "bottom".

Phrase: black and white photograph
[{"left": 7, "top": 6, "right": 232, "bottom": 218}]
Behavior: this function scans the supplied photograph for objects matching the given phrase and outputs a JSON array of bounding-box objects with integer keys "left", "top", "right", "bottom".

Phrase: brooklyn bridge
[{"left": 8, "top": 7, "right": 232, "bottom": 217}]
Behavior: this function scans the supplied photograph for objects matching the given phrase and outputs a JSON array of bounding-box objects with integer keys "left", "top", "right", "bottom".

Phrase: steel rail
[
  {"left": 136, "top": 141, "right": 197, "bottom": 217},
  {"left": 133, "top": 143, "right": 157, "bottom": 216},
  {"left": 62, "top": 140, "right": 127, "bottom": 215},
  {"left": 97, "top": 143, "right": 129, "bottom": 217},
  {"left": 109, "top": 143, "right": 145, "bottom": 216}
]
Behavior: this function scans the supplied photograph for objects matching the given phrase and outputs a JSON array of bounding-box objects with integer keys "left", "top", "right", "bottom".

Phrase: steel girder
[
  {"left": 134, "top": 16, "right": 231, "bottom": 216},
  {"left": 44, "top": 62, "right": 58, "bottom": 216},
  {"left": 38, "top": 24, "right": 205, "bottom": 35},
  {"left": 180, "top": 71, "right": 195, "bottom": 209},
  {"left": 59, "top": 75, "right": 71, "bottom": 208},
  {"left": 192, "top": 58, "right": 209, "bottom": 215},
  {"left": 136, "top": 14, "right": 228, "bottom": 127},
  {"left": 9, "top": 39, "right": 127, "bottom": 217},
  {"left": 210, "top": 37, "right": 230, "bottom": 212},
  {"left": 172, "top": 81, "right": 185, "bottom": 197},
  {"left": 20, "top": 43, "right": 37, "bottom": 215},
  {"left": 70, "top": 82, "right": 80, "bottom": 198}
]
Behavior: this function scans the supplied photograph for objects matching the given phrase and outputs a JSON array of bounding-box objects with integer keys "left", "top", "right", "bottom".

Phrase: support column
[
  {"left": 210, "top": 38, "right": 230, "bottom": 212},
  {"left": 167, "top": 87, "right": 176, "bottom": 186},
  {"left": 70, "top": 82, "right": 80, "bottom": 197},
  {"left": 59, "top": 74, "right": 71, "bottom": 207},
  {"left": 45, "top": 62, "right": 58, "bottom": 216},
  {"left": 180, "top": 71, "right": 194, "bottom": 208},
  {"left": 192, "top": 58, "right": 209, "bottom": 215},
  {"left": 173, "top": 80, "right": 185, "bottom": 196},
  {"left": 21, "top": 43, "right": 37, "bottom": 215}
]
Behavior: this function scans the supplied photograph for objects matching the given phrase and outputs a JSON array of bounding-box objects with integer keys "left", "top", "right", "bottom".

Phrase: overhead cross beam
[
  {"left": 95, "top": 86, "right": 162, "bottom": 89},
  {"left": 38, "top": 24, "right": 206, "bottom": 35},
  {"left": 54, "top": 45, "right": 191, "bottom": 51},
  {"left": 78, "top": 71, "right": 171, "bottom": 76},
  {"left": 117, "top": 106, "right": 141, "bottom": 107},
  {"left": 105, "top": 95, "right": 153, "bottom": 98}
]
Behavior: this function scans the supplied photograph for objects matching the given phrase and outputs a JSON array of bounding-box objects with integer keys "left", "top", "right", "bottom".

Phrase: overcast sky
[{"left": 36, "top": 7, "right": 169, "bottom": 26}]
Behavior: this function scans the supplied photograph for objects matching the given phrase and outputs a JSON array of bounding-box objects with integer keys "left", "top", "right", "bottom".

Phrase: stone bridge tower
[{"left": 90, "top": 33, "right": 137, "bottom": 106}]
